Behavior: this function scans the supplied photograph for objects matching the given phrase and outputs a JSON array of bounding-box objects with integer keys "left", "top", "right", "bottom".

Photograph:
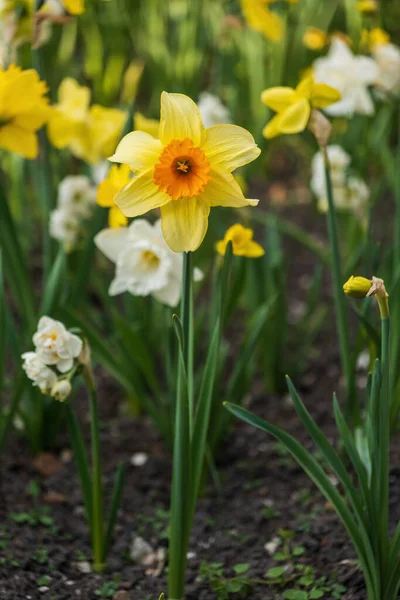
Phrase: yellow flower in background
[
  {"left": 134, "top": 113, "right": 160, "bottom": 138},
  {"left": 303, "top": 27, "right": 328, "bottom": 51},
  {"left": 110, "top": 92, "right": 261, "bottom": 253},
  {"left": 0, "top": 65, "right": 51, "bottom": 159},
  {"left": 216, "top": 224, "right": 264, "bottom": 258},
  {"left": 361, "top": 27, "right": 390, "bottom": 50},
  {"left": 261, "top": 74, "right": 341, "bottom": 139},
  {"left": 97, "top": 164, "right": 131, "bottom": 228},
  {"left": 48, "top": 78, "right": 126, "bottom": 164},
  {"left": 240, "top": 0, "right": 283, "bottom": 42},
  {"left": 122, "top": 60, "right": 144, "bottom": 105},
  {"left": 356, "top": 0, "right": 378, "bottom": 13},
  {"left": 62, "top": 0, "right": 84, "bottom": 14}
]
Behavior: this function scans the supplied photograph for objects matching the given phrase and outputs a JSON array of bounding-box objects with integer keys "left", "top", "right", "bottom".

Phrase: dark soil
[{"left": 1, "top": 203, "right": 398, "bottom": 600}]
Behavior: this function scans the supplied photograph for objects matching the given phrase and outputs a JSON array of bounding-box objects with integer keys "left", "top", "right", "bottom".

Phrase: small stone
[
  {"left": 265, "top": 536, "right": 281, "bottom": 555},
  {"left": 130, "top": 452, "right": 148, "bottom": 467},
  {"left": 130, "top": 537, "right": 153, "bottom": 564},
  {"left": 187, "top": 551, "right": 196, "bottom": 560},
  {"left": 38, "top": 587, "right": 49, "bottom": 593},
  {"left": 42, "top": 491, "right": 67, "bottom": 504},
  {"left": 113, "top": 592, "right": 130, "bottom": 600},
  {"left": 33, "top": 453, "right": 62, "bottom": 477},
  {"left": 75, "top": 561, "right": 91, "bottom": 574}
]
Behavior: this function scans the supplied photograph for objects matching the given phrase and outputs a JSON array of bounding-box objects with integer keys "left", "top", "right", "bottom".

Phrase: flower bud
[
  {"left": 51, "top": 379, "right": 72, "bottom": 402},
  {"left": 343, "top": 276, "right": 372, "bottom": 299}
]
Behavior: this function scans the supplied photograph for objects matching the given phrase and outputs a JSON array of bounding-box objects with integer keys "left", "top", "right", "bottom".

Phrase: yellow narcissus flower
[
  {"left": 110, "top": 92, "right": 261, "bottom": 253},
  {"left": 356, "top": 0, "right": 378, "bottom": 13},
  {"left": 0, "top": 65, "right": 52, "bottom": 159},
  {"left": 240, "top": 0, "right": 283, "bottom": 42},
  {"left": 216, "top": 224, "right": 264, "bottom": 258},
  {"left": 343, "top": 276, "right": 372, "bottom": 298},
  {"left": 97, "top": 164, "right": 131, "bottom": 228},
  {"left": 361, "top": 27, "right": 390, "bottom": 50},
  {"left": 48, "top": 78, "right": 126, "bottom": 164},
  {"left": 261, "top": 74, "right": 341, "bottom": 139},
  {"left": 303, "top": 27, "right": 329, "bottom": 51},
  {"left": 62, "top": 0, "right": 84, "bottom": 14},
  {"left": 134, "top": 113, "right": 160, "bottom": 138}
]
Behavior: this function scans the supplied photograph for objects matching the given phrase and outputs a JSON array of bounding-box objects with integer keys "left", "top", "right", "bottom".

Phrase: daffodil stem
[
  {"left": 168, "top": 252, "right": 193, "bottom": 600},
  {"left": 394, "top": 107, "right": 400, "bottom": 278},
  {"left": 323, "top": 150, "right": 356, "bottom": 424},
  {"left": 88, "top": 384, "right": 105, "bottom": 573},
  {"left": 378, "top": 315, "right": 390, "bottom": 590}
]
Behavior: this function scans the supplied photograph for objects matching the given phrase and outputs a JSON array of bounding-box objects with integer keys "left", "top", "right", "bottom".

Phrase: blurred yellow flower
[
  {"left": 356, "top": 0, "right": 378, "bottom": 13},
  {"left": 110, "top": 92, "right": 261, "bottom": 252},
  {"left": 122, "top": 60, "right": 144, "bottom": 105},
  {"left": 62, "top": 0, "right": 84, "bottom": 14},
  {"left": 0, "top": 65, "right": 51, "bottom": 159},
  {"left": 261, "top": 74, "right": 340, "bottom": 139},
  {"left": 240, "top": 0, "right": 283, "bottom": 42},
  {"left": 303, "top": 27, "right": 328, "bottom": 51},
  {"left": 134, "top": 112, "right": 160, "bottom": 138},
  {"left": 361, "top": 27, "right": 390, "bottom": 49},
  {"left": 48, "top": 78, "right": 126, "bottom": 164},
  {"left": 97, "top": 164, "right": 131, "bottom": 228},
  {"left": 216, "top": 224, "right": 264, "bottom": 258}
]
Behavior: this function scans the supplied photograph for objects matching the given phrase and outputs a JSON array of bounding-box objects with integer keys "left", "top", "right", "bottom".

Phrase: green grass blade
[
  {"left": 224, "top": 402, "right": 379, "bottom": 598},
  {"left": 103, "top": 461, "right": 125, "bottom": 557},
  {"left": 40, "top": 246, "right": 67, "bottom": 316},
  {"left": 0, "top": 249, "right": 6, "bottom": 402}
]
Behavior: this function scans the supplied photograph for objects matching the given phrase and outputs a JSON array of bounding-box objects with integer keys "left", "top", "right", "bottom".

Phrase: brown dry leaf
[
  {"left": 42, "top": 491, "right": 67, "bottom": 504},
  {"left": 33, "top": 453, "right": 63, "bottom": 477}
]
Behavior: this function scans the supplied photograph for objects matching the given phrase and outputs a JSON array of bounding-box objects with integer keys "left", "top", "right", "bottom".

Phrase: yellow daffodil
[
  {"left": 361, "top": 27, "right": 390, "bottom": 50},
  {"left": 303, "top": 27, "right": 329, "bottom": 51},
  {"left": 356, "top": 0, "right": 378, "bottom": 13},
  {"left": 240, "top": 0, "right": 283, "bottom": 42},
  {"left": 97, "top": 164, "right": 131, "bottom": 228},
  {"left": 110, "top": 92, "right": 261, "bottom": 253},
  {"left": 0, "top": 65, "right": 51, "bottom": 159},
  {"left": 261, "top": 74, "right": 341, "bottom": 139},
  {"left": 62, "top": 0, "right": 84, "bottom": 14},
  {"left": 216, "top": 224, "right": 264, "bottom": 258},
  {"left": 48, "top": 78, "right": 126, "bottom": 164},
  {"left": 343, "top": 276, "right": 372, "bottom": 298},
  {"left": 134, "top": 113, "right": 160, "bottom": 138}
]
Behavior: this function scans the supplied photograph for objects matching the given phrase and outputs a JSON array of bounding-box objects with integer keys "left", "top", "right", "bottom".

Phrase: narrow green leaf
[
  {"left": 40, "top": 246, "right": 67, "bottom": 315},
  {"left": 0, "top": 249, "right": 7, "bottom": 401},
  {"left": 103, "top": 462, "right": 125, "bottom": 556}
]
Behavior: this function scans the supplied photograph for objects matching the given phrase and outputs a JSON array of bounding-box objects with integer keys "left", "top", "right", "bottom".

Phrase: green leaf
[
  {"left": 0, "top": 249, "right": 7, "bottom": 400},
  {"left": 293, "top": 546, "right": 305, "bottom": 556},
  {"left": 266, "top": 566, "right": 286, "bottom": 579},
  {"left": 309, "top": 589, "right": 325, "bottom": 599},
  {"left": 40, "top": 246, "right": 67, "bottom": 315},
  {"left": 233, "top": 563, "right": 250, "bottom": 574},
  {"left": 283, "top": 590, "right": 308, "bottom": 600},
  {"left": 103, "top": 461, "right": 125, "bottom": 556}
]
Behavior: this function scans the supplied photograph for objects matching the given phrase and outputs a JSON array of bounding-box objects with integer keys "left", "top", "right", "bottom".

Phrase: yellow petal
[
  {"left": 58, "top": 77, "right": 90, "bottom": 118},
  {"left": 108, "top": 205, "right": 128, "bottom": 228},
  {"left": 262, "top": 114, "right": 283, "bottom": 139},
  {"left": 243, "top": 240, "right": 265, "bottom": 258},
  {"left": 296, "top": 75, "right": 314, "bottom": 99},
  {"left": 260, "top": 87, "right": 298, "bottom": 111},
  {"left": 47, "top": 112, "right": 77, "bottom": 148},
  {"left": 159, "top": 92, "right": 205, "bottom": 147},
  {"left": 63, "top": 0, "right": 84, "bottom": 14},
  {"left": 115, "top": 169, "right": 170, "bottom": 218},
  {"left": 277, "top": 99, "right": 311, "bottom": 134},
  {"left": 311, "top": 83, "right": 341, "bottom": 108},
  {"left": 203, "top": 168, "right": 259, "bottom": 208},
  {"left": 109, "top": 131, "right": 162, "bottom": 171},
  {"left": 134, "top": 112, "right": 160, "bottom": 138},
  {"left": 97, "top": 178, "right": 117, "bottom": 208},
  {"left": 160, "top": 196, "right": 210, "bottom": 252},
  {"left": 202, "top": 124, "right": 260, "bottom": 172},
  {"left": 0, "top": 123, "right": 38, "bottom": 159},
  {"left": 216, "top": 240, "right": 227, "bottom": 256}
]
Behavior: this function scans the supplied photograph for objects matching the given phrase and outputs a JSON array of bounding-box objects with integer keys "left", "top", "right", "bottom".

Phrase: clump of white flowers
[
  {"left": 50, "top": 176, "right": 96, "bottom": 252},
  {"left": 198, "top": 92, "right": 231, "bottom": 127},
  {"left": 372, "top": 42, "right": 400, "bottom": 98},
  {"left": 311, "top": 145, "right": 369, "bottom": 223},
  {"left": 22, "top": 317, "right": 83, "bottom": 401},
  {"left": 313, "top": 37, "right": 379, "bottom": 117},
  {"left": 95, "top": 219, "right": 203, "bottom": 307}
]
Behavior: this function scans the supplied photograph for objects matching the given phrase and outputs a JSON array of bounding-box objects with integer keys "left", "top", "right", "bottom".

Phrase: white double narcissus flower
[
  {"left": 311, "top": 145, "right": 351, "bottom": 199},
  {"left": 95, "top": 219, "right": 203, "bottom": 307},
  {"left": 313, "top": 38, "right": 379, "bottom": 117},
  {"left": 373, "top": 43, "right": 400, "bottom": 97},
  {"left": 21, "top": 352, "right": 58, "bottom": 394},
  {"left": 33, "top": 316, "right": 83, "bottom": 373},
  {"left": 198, "top": 92, "right": 231, "bottom": 128},
  {"left": 109, "top": 92, "right": 260, "bottom": 253}
]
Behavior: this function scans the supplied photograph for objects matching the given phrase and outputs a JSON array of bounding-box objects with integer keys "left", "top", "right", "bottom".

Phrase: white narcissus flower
[
  {"left": 33, "top": 316, "right": 83, "bottom": 373},
  {"left": 49, "top": 207, "right": 80, "bottom": 251},
  {"left": 313, "top": 38, "right": 379, "bottom": 117},
  {"left": 95, "top": 219, "right": 203, "bottom": 307},
  {"left": 311, "top": 145, "right": 351, "bottom": 198},
  {"left": 21, "top": 352, "right": 58, "bottom": 394},
  {"left": 58, "top": 175, "right": 97, "bottom": 218},
  {"left": 51, "top": 379, "right": 72, "bottom": 402},
  {"left": 198, "top": 92, "right": 231, "bottom": 128},
  {"left": 373, "top": 43, "right": 400, "bottom": 97}
]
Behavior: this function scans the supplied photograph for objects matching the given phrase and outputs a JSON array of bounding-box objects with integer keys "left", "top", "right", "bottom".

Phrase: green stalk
[
  {"left": 393, "top": 108, "right": 400, "bottom": 279},
  {"left": 168, "top": 252, "right": 192, "bottom": 600},
  {"left": 88, "top": 384, "right": 105, "bottom": 572},
  {"left": 323, "top": 150, "right": 355, "bottom": 423}
]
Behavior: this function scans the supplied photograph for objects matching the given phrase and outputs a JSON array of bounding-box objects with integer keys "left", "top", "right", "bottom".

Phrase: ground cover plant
[{"left": 1, "top": 0, "right": 400, "bottom": 598}]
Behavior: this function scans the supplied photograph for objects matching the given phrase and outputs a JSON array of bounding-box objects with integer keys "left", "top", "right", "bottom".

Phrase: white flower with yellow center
[
  {"left": 109, "top": 92, "right": 261, "bottom": 253},
  {"left": 373, "top": 43, "right": 400, "bottom": 97},
  {"left": 95, "top": 219, "right": 203, "bottom": 307},
  {"left": 21, "top": 351, "right": 58, "bottom": 394},
  {"left": 33, "top": 316, "right": 83, "bottom": 373},
  {"left": 313, "top": 38, "right": 379, "bottom": 117},
  {"left": 58, "top": 175, "right": 96, "bottom": 218}
]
